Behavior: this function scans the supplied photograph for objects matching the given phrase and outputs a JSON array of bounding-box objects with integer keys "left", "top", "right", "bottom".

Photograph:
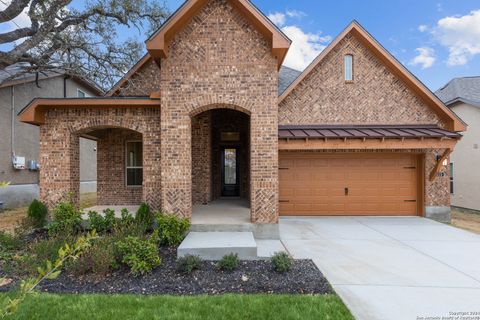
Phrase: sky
[
  {"left": 1, "top": 0, "right": 480, "bottom": 91},
  {"left": 166, "top": 0, "right": 480, "bottom": 91}
]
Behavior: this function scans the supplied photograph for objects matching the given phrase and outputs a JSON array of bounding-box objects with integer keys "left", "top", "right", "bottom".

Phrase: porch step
[
  {"left": 190, "top": 223, "right": 254, "bottom": 233},
  {"left": 177, "top": 232, "right": 257, "bottom": 260}
]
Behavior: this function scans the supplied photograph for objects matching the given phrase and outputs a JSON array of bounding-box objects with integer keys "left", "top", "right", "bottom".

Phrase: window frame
[
  {"left": 125, "top": 140, "right": 143, "bottom": 188},
  {"left": 344, "top": 54, "right": 354, "bottom": 83},
  {"left": 77, "top": 89, "right": 87, "bottom": 98}
]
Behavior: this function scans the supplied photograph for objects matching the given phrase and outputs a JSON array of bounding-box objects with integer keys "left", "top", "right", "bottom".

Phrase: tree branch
[{"left": 0, "top": 0, "right": 31, "bottom": 23}]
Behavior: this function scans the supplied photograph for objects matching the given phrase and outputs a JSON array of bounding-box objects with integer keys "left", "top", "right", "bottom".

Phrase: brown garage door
[{"left": 279, "top": 153, "right": 421, "bottom": 216}]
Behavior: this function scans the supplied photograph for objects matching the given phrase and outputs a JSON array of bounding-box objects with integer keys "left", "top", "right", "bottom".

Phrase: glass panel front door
[{"left": 221, "top": 148, "right": 239, "bottom": 196}]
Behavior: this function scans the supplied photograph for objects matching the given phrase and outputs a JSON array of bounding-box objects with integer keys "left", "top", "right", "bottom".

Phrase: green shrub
[
  {"left": 48, "top": 201, "right": 82, "bottom": 237},
  {"left": 68, "top": 236, "right": 118, "bottom": 275},
  {"left": 27, "top": 199, "right": 48, "bottom": 228},
  {"left": 155, "top": 212, "right": 190, "bottom": 246},
  {"left": 87, "top": 209, "right": 116, "bottom": 233},
  {"left": 271, "top": 252, "right": 293, "bottom": 273},
  {"left": 177, "top": 254, "right": 202, "bottom": 273},
  {"left": 217, "top": 253, "right": 240, "bottom": 271},
  {"left": 136, "top": 203, "right": 154, "bottom": 226},
  {"left": 116, "top": 233, "right": 161, "bottom": 276}
]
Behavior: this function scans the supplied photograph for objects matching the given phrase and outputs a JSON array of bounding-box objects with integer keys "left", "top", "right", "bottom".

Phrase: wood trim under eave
[
  {"left": 278, "top": 138, "right": 458, "bottom": 150},
  {"left": 429, "top": 148, "right": 452, "bottom": 181},
  {"left": 18, "top": 98, "right": 161, "bottom": 126}
]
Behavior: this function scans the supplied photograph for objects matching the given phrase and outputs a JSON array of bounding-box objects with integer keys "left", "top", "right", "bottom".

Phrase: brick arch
[
  {"left": 187, "top": 97, "right": 253, "bottom": 118},
  {"left": 69, "top": 120, "right": 146, "bottom": 135}
]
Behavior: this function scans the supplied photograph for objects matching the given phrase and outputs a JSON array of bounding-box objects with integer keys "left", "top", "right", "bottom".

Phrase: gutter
[{"left": 11, "top": 85, "right": 15, "bottom": 160}]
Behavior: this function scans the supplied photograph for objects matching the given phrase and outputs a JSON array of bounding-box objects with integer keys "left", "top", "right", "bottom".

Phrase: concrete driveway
[{"left": 280, "top": 217, "right": 480, "bottom": 320}]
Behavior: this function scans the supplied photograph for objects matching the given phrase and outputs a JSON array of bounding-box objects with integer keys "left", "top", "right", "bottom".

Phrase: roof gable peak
[{"left": 145, "top": 0, "right": 291, "bottom": 69}]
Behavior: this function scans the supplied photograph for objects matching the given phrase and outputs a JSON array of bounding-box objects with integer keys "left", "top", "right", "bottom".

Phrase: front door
[{"left": 221, "top": 147, "right": 240, "bottom": 197}]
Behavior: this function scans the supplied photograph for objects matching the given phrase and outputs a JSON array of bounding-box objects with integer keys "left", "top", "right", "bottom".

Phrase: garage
[{"left": 279, "top": 152, "right": 422, "bottom": 216}]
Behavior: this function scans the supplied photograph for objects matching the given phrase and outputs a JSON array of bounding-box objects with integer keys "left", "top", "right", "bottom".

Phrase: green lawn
[{"left": 2, "top": 293, "right": 353, "bottom": 320}]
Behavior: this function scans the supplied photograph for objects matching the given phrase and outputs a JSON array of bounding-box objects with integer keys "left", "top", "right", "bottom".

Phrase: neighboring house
[
  {"left": 0, "top": 64, "right": 102, "bottom": 208},
  {"left": 18, "top": 0, "right": 465, "bottom": 238},
  {"left": 436, "top": 77, "right": 480, "bottom": 212}
]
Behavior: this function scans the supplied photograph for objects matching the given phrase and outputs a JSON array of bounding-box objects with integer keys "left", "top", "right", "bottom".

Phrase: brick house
[{"left": 18, "top": 0, "right": 465, "bottom": 236}]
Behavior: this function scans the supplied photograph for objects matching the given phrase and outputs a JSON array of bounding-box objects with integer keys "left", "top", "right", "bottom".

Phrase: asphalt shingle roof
[
  {"left": 435, "top": 77, "right": 480, "bottom": 107},
  {"left": 278, "top": 66, "right": 302, "bottom": 95}
]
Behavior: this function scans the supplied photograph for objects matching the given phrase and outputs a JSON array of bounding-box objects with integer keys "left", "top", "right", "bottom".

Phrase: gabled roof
[
  {"left": 0, "top": 63, "right": 104, "bottom": 95},
  {"left": 279, "top": 21, "right": 466, "bottom": 132},
  {"left": 145, "top": 0, "right": 291, "bottom": 69},
  {"left": 436, "top": 77, "right": 480, "bottom": 108},
  {"left": 278, "top": 66, "right": 301, "bottom": 95}
]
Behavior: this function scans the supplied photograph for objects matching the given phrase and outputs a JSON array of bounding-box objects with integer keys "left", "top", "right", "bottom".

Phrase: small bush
[
  {"left": 177, "top": 255, "right": 202, "bottom": 273},
  {"left": 155, "top": 212, "right": 190, "bottom": 246},
  {"left": 271, "top": 252, "right": 293, "bottom": 273},
  {"left": 48, "top": 201, "right": 82, "bottom": 237},
  {"left": 217, "top": 253, "right": 240, "bottom": 271},
  {"left": 136, "top": 203, "right": 154, "bottom": 227},
  {"left": 27, "top": 199, "right": 48, "bottom": 228},
  {"left": 69, "top": 236, "right": 118, "bottom": 276},
  {"left": 116, "top": 233, "right": 161, "bottom": 276},
  {"left": 87, "top": 209, "right": 116, "bottom": 233}
]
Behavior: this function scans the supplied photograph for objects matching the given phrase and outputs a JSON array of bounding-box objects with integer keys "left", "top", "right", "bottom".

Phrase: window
[
  {"left": 77, "top": 89, "right": 86, "bottom": 98},
  {"left": 126, "top": 141, "right": 143, "bottom": 186},
  {"left": 344, "top": 54, "right": 353, "bottom": 81},
  {"left": 450, "top": 162, "right": 454, "bottom": 194}
]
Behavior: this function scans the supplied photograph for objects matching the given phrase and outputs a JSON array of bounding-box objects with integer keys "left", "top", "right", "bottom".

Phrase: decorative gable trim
[
  {"left": 279, "top": 21, "right": 466, "bottom": 132},
  {"left": 145, "top": 0, "right": 291, "bottom": 69}
]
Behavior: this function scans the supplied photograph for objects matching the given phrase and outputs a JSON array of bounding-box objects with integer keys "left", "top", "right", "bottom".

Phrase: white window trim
[
  {"left": 77, "top": 89, "right": 86, "bottom": 98},
  {"left": 344, "top": 54, "right": 353, "bottom": 82},
  {"left": 125, "top": 140, "right": 143, "bottom": 188}
]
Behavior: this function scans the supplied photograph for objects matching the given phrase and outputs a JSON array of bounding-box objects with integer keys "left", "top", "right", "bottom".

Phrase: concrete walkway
[{"left": 280, "top": 217, "right": 480, "bottom": 320}]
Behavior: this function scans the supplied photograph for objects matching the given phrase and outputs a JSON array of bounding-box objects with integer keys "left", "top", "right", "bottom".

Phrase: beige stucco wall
[
  {"left": 450, "top": 102, "right": 480, "bottom": 211},
  {"left": 0, "top": 76, "right": 98, "bottom": 186}
]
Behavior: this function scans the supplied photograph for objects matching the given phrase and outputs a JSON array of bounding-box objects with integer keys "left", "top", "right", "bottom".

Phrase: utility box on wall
[{"left": 12, "top": 156, "right": 26, "bottom": 170}]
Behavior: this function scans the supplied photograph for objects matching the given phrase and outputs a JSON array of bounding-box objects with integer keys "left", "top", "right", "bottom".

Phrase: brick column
[
  {"left": 249, "top": 111, "right": 279, "bottom": 224},
  {"left": 160, "top": 110, "right": 192, "bottom": 218},
  {"left": 39, "top": 125, "right": 80, "bottom": 209},
  {"left": 143, "top": 129, "right": 162, "bottom": 210}
]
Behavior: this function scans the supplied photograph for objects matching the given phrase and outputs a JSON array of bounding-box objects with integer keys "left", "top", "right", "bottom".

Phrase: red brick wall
[
  {"left": 192, "top": 112, "right": 212, "bottom": 205},
  {"left": 160, "top": 0, "right": 279, "bottom": 223},
  {"left": 97, "top": 128, "right": 143, "bottom": 205},
  {"left": 39, "top": 106, "right": 161, "bottom": 210},
  {"left": 279, "top": 33, "right": 446, "bottom": 128}
]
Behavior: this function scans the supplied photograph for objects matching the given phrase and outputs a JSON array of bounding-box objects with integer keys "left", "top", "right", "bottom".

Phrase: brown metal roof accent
[
  {"left": 278, "top": 21, "right": 466, "bottom": 132},
  {"left": 18, "top": 97, "right": 160, "bottom": 126},
  {"left": 278, "top": 125, "right": 461, "bottom": 140},
  {"left": 146, "top": 0, "right": 291, "bottom": 69}
]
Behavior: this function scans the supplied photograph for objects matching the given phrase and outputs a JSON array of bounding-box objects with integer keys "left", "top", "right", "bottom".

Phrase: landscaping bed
[
  {"left": 1, "top": 199, "right": 332, "bottom": 299},
  {"left": 5, "top": 246, "right": 330, "bottom": 295}
]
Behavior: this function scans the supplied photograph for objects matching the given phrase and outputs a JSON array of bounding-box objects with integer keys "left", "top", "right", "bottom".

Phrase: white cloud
[
  {"left": 281, "top": 25, "right": 331, "bottom": 70},
  {"left": 410, "top": 47, "right": 436, "bottom": 69},
  {"left": 418, "top": 25, "right": 428, "bottom": 32},
  {"left": 433, "top": 10, "right": 480, "bottom": 66},
  {"left": 268, "top": 12, "right": 286, "bottom": 27},
  {"left": 286, "top": 10, "right": 306, "bottom": 19}
]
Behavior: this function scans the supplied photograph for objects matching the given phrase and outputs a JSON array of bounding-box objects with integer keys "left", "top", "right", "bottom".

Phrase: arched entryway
[
  {"left": 191, "top": 107, "right": 251, "bottom": 223},
  {"left": 72, "top": 126, "right": 144, "bottom": 210}
]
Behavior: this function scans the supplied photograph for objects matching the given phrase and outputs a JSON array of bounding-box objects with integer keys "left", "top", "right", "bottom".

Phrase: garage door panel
[{"left": 279, "top": 153, "right": 420, "bottom": 216}]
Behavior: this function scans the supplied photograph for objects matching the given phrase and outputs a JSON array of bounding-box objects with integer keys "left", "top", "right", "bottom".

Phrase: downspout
[
  {"left": 63, "top": 75, "right": 67, "bottom": 98},
  {"left": 11, "top": 85, "right": 15, "bottom": 160}
]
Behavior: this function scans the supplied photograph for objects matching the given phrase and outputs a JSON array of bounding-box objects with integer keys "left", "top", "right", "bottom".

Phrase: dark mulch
[{"left": 2, "top": 247, "right": 332, "bottom": 295}]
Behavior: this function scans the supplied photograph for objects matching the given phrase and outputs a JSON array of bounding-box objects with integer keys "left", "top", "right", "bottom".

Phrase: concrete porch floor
[{"left": 192, "top": 198, "right": 250, "bottom": 225}]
